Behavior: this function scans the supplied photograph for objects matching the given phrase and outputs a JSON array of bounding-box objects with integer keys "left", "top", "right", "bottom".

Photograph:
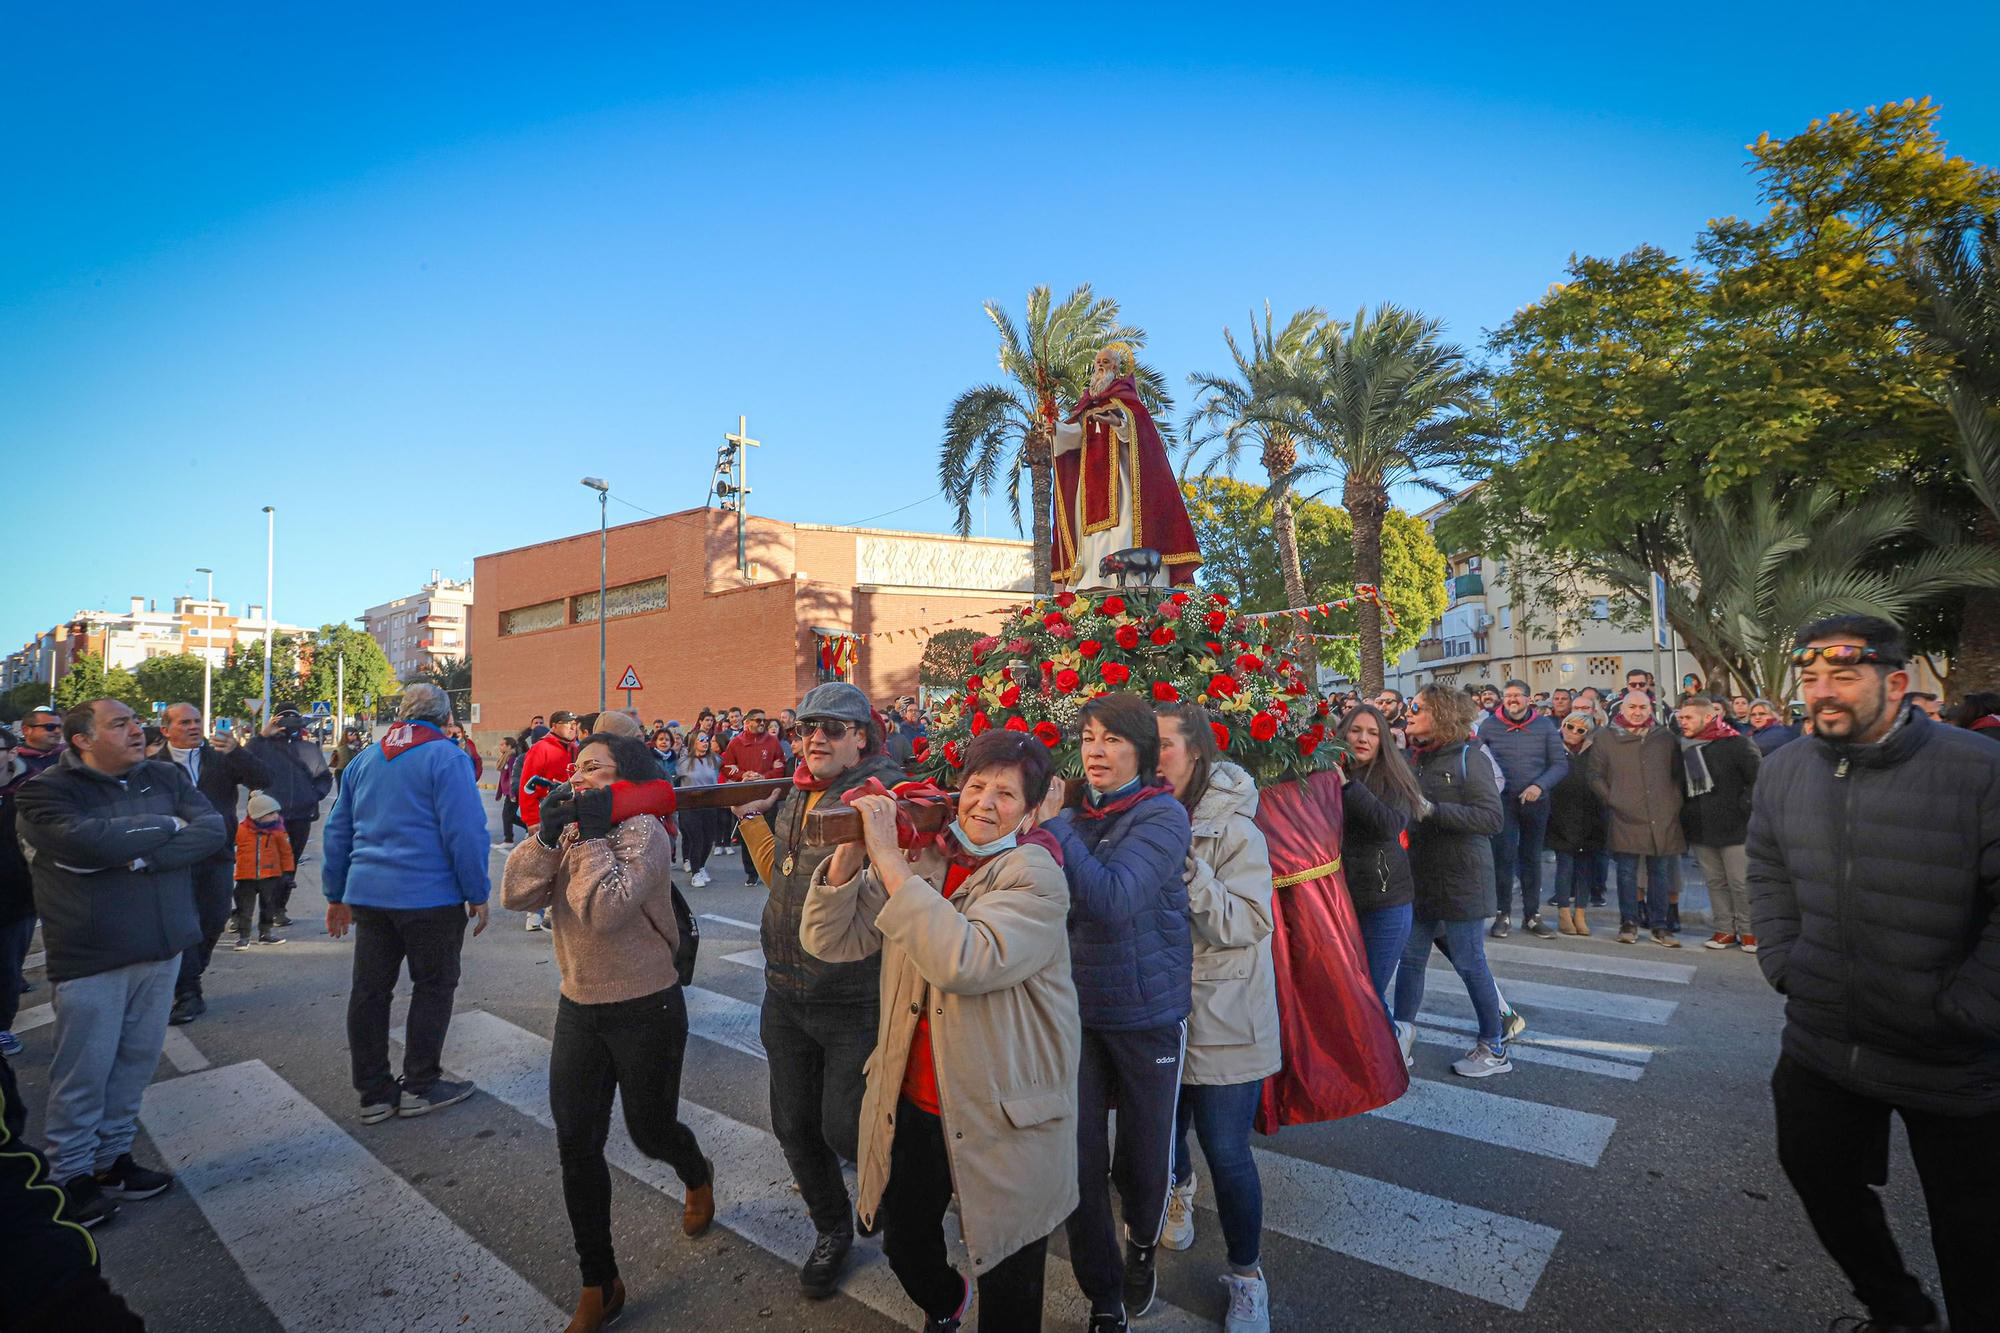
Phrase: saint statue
[{"left": 1050, "top": 344, "right": 1203, "bottom": 591}]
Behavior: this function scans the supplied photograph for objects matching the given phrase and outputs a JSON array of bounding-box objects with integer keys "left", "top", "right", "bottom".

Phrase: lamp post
[
  {"left": 260, "top": 506, "right": 275, "bottom": 725},
  {"left": 195, "top": 566, "right": 214, "bottom": 727},
  {"left": 581, "top": 478, "right": 609, "bottom": 711}
]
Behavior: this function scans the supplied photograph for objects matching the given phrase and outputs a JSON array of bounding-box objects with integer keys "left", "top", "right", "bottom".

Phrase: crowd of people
[{"left": 0, "top": 613, "right": 1995, "bottom": 1333}]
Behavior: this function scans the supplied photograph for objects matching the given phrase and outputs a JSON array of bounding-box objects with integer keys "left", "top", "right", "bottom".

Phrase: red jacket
[
  {"left": 719, "top": 731, "right": 787, "bottom": 783},
  {"left": 518, "top": 732, "right": 577, "bottom": 826}
]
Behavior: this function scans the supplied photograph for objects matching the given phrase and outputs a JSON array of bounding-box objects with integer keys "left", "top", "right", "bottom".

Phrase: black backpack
[{"left": 670, "top": 881, "right": 700, "bottom": 987}]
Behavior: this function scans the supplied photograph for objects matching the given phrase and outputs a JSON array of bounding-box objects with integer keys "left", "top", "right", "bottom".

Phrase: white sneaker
[
  {"left": 692, "top": 869, "right": 711, "bottom": 888},
  {"left": 524, "top": 911, "right": 544, "bottom": 932},
  {"left": 1395, "top": 1020, "right": 1416, "bottom": 1068},
  {"left": 1221, "top": 1270, "right": 1270, "bottom": 1333},
  {"left": 1452, "top": 1041, "right": 1513, "bottom": 1078},
  {"left": 1160, "top": 1175, "right": 1196, "bottom": 1251}
]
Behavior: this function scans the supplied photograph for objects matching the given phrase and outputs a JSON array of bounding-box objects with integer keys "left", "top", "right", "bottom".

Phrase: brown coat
[
  {"left": 1587, "top": 724, "right": 1687, "bottom": 857},
  {"left": 800, "top": 840, "right": 1079, "bottom": 1274}
]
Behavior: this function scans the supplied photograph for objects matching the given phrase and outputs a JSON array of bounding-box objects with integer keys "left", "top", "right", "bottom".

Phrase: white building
[
  {"left": 3, "top": 596, "right": 312, "bottom": 690},
  {"left": 362, "top": 573, "right": 474, "bottom": 682}
]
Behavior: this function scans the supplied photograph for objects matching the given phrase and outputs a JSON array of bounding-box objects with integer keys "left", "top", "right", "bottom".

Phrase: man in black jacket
[
  {"left": 245, "top": 703, "right": 332, "bottom": 925},
  {"left": 1747, "top": 616, "right": 2000, "bottom": 1333},
  {"left": 1674, "top": 694, "right": 1760, "bottom": 952},
  {"left": 15, "top": 699, "right": 226, "bottom": 1228},
  {"left": 159, "top": 703, "right": 270, "bottom": 1024}
]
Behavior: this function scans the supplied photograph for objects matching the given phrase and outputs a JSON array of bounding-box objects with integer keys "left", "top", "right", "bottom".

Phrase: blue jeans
[
  {"left": 1613, "top": 853, "right": 1677, "bottom": 928},
  {"left": 1551, "top": 850, "right": 1606, "bottom": 909},
  {"left": 1354, "top": 903, "right": 1413, "bottom": 1014},
  {"left": 1490, "top": 797, "right": 1552, "bottom": 922},
  {"left": 1392, "top": 917, "right": 1504, "bottom": 1047},
  {"left": 1172, "top": 1080, "right": 1264, "bottom": 1268}
]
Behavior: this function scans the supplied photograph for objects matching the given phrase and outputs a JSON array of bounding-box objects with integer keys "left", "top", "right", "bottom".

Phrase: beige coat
[
  {"left": 1184, "top": 762, "right": 1282, "bottom": 1085},
  {"left": 799, "top": 839, "right": 1080, "bottom": 1274},
  {"left": 1587, "top": 723, "right": 1688, "bottom": 857}
]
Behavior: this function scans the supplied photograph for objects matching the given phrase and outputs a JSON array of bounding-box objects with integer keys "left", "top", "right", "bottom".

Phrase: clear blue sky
[{"left": 5, "top": 4, "right": 1996, "bottom": 645}]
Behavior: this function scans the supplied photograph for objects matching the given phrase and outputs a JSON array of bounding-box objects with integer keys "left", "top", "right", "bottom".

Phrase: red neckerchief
[
  {"left": 1076, "top": 781, "right": 1173, "bottom": 821},
  {"left": 1612, "top": 712, "right": 1653, "bottom": 733},
  {"left": 1689, "top": 716, "right": 1740, "bottom": 742},
  {"left": 381, "top": 721, "right": 450, "bottom": 760},
  {"left": 1973, "top": 714, "right": 2000, "bottom": 732},
  {"left": 1496, "top": 709, "right": 1538, "bottom": 732},
  {"left": 794, "top": 761, "right": 832, "bottom": 791}
]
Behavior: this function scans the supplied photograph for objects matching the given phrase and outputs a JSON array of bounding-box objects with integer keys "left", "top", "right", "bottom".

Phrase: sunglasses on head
[
  {"left": 799, "top": 718, "right": 858, "bottom": 740},
  {"left": 1790, "top": 645, "right": 1902, "bottom": 667}
]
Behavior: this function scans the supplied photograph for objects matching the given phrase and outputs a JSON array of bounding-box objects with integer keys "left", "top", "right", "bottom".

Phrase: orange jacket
[{"left": 235, "top": 819, "right": 296, "bottom": 881}]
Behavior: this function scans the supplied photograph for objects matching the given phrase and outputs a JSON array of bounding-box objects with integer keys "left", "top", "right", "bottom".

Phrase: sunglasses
[
  {"left": 799, "top": 719, "right": 858, "bottom": 740},
  {"left": 23, "top": 721, "right": 60, "bottom": 731},
  {"left": 1790, "top": 645, "right": 1902, "bottom": 667}
]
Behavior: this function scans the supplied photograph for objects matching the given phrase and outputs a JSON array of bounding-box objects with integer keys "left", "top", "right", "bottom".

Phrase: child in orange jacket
[{"left": 234, "top": 792, "right": 296, "bottom": 947}]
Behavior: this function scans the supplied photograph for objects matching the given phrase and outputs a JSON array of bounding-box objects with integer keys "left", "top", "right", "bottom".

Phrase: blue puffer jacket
[
  {"left": 322, "top": 721, "right": 491, "bottom": 911},
  {"left": 1477, "top": 709, "right": 1569, "bottom": 797},
  {"left": 1045, "top": 785, "right": 1193, "bottom": 1031}
]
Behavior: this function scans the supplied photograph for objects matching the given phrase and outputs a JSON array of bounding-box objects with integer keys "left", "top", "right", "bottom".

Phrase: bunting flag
[{"left": 1239, "top": 585, "right": 1401, "bottom": 630}]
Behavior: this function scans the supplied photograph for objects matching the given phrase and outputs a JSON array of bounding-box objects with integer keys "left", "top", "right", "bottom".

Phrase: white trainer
[
  {"left": 692, "top": 869, "right": 711, "bottom": 888},
  {"left": 1222, "top": 1270, "right": 1270, "bottom": 1333},
  {"left": 1395, "top": 1020, "right": 1416, "bottom": 1068},
  {"left": 1160, "top": 1175, "right": 1197, "bottom": 1251},
  {"left": 1452, "top": 1041, "right": 1513, "bottom": 1078},
  {"left": 524, "top": 911, "right": 544, "bottom": 932}
]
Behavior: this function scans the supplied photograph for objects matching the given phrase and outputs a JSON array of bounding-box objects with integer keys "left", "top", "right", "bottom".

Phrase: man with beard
[
  {"left": 1748, "top": 615, "right": 2000, "bottom": 1333},
  {"left": 159, "top": 703, "right": 269, "bottom": 1025},
  {"left": 1373, "top": 688, "right": 1410, "bottom": 749},
  {"left": 732, "top": 682, "right": 906, "bottom": 1302},
  {"left": 1476, "top": 680, "right": 1569, "bottom": 939}
]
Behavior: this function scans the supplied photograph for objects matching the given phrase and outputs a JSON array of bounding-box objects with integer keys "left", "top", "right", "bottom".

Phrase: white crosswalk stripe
[
  {"left": 1410, "top": 1022, "right": 1645, "bottom": 1080},
  {"left": 1427, "top": 967, "right": 1680, "bottom": 1023},
  {"left": 1481, "top": 941, "right": 1696, "bottom": 985}
]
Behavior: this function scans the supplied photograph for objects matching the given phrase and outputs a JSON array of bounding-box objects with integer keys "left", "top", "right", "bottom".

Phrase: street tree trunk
[
  {"left": 1264, "top": 431, "right": 1315, "bottom": 677},
  {"left": 1347, "top": 476, "right": 1389, "bottom": 694},
  {"left": 1027, "top": 423, "right": 1055, "bottom": 596},
  {"left": 1956, "top": 588, "right": 2000, "bottom": 694}
]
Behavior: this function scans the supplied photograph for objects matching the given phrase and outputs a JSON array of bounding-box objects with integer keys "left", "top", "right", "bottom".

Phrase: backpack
[{"left": 670, "top": 881, "right": 700, "bottom": 987}]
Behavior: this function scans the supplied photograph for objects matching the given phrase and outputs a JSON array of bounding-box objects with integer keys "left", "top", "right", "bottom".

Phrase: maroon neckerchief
[
  {"left": 1076, "top": 780, "right": 1174, "bottom": 821},
  {"left": 1611, "top": 712, "right": 1653, "bottom": 733},
  {"left": 1688, "top": 716, "right": 1741, "bottom": 742},
  {"left": 381, "top": 721, "right": 450, "bottom": 760},
  {"left": 793, "top": 761, "right": 833, "bottom": 791},
  {"left": 1495, "top": 708, "right": 1538, "bottom": 732}
]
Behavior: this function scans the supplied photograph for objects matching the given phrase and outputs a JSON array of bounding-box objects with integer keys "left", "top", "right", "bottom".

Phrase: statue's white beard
[{"left": 1089, "top": 367, "right": 1112, "bottom": 395}]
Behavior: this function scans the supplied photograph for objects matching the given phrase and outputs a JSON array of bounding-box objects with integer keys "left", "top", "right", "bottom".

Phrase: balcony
[{"left": 1450, "top": 572, "right": 1485, "bottom": 600}]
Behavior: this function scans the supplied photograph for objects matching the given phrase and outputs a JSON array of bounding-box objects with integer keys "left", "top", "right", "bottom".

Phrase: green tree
[
  {"left": 299, "top": 624, "right": 394, "bottom": 713},
  {"left": 133, "top": 654, "right": 208, "bottom": 712},
  {"left": 1280, "top": 305, "right": 1481, "bottom": 692},
  {"left": 918, "top": 628, "right": 984, "bottom": 691},
  {"left": 213, "top": 634, "right": 303, "bottom": 725},
  {"left": 53, "top": 652, "right": 148, "bottom": 714},
  {"left": 1, "top": 681, "right": 52, "bottom": 722},
  {"left": 938, "top": 284, "right": 1172, "bottom": 594},
  {"left": 1183, "top": 478, "right": 1448, "bottom": 681}
]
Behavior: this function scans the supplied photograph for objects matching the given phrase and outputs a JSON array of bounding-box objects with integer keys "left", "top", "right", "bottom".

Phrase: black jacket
[
  {"left": 244, "top": 733, "right": 332, "bottom": 823},
  {"left": 162, "top": 742, "right": 271, "bottom": 855},
  {"left": 15, "top": 752, "right": 227, "bottom": 984},
  {"left": 1407, "top": 740, "right": 1504, "bottom": 922},
  {"left": 1747, "top": 707, "right": 2000, "bottom": 1115},
  {"left": 760, "top": 751, "right": 908, "bottom": 1008},
  {"left": 0, "top": 746, "right": 64, "bottom": 925},
  {"left": 1679, "top": 731, "right": 1760, "bottom": 848},
  {"left": 1340, "top": 774, "right": 1415, "bottom": 912},
  {"left": 1545, "top": 741, "right": 1606, "bottom": 855}
]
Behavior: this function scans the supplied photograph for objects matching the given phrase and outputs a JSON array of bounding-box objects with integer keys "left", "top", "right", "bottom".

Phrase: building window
[
  {"left": 499, "top": 599, "right": 566, "bottom": 636},
  {"left": 574, "top": 576, "right": 670, "bottom": 624},
  {"left": 1590, "top": 596, "right": 1611, "bottom": 620},
  {"left": 1499, "top": 605, "right": 1512, "bottom": 630},
  {"left": 1588, "top": 655, "right": 1623, "bottom": 677}
]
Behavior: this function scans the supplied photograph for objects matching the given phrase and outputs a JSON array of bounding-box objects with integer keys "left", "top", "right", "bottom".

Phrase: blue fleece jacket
[
  {"left": 1477, "top": 709, "right": 1570, "bottom": 797},
  {"left": 321, "top": 722, "right": 491, "bottom": 910},
  {"left": 1045, "top": 785, "right": 1193, "bottom": 1031}
]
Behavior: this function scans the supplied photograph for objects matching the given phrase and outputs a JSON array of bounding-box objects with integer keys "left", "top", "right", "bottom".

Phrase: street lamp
[
  {"left": 195, "top": 567, "right": 214, "bottom": 729},
  {"left": 581, "top": 477, "right": 609, "bottom": 711},
  {"left": 261, "top": 506, "right": 275, "bottom": 724}
]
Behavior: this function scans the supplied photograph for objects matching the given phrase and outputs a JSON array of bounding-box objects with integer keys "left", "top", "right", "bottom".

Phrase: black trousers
[
  {"left": 550, "top": 987, "right": 710, "bottom": 1287},
  {"left": 347, "top": 904, "right": 466, "bottom": 1105},
  {"left": 1068, "top": 1021, "right": 1187, "bottom": 1314},
  {"left": 880, "top": 1099, "right": 1048, "bottom": 1328},
  {"left": 498, "top": 799, "right": 528, "bottom": 844},
  {"left": 684, "top": 808, "right": 723, "bottom": 874},
  {"left": 277, "top": 817, "right": 313, "bottom": 913},
  {"left": 233, "top": 877, "right": 285, "bottom": 933},
  {"left": 1772, "top": 1053, "right": 2000, "bottom": 1330},
  {"left": 174, "top": 857, "right": 234, "bottom": 1000},
  {"left": 760, "top": 992, "right": 875, "bottom": 1235}
]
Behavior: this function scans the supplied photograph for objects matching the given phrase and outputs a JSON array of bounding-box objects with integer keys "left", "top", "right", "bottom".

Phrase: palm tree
[
  {"left": 1604, "top": 482, "right": 2000, "bottom": 699},
  {"left": 1282, "top": 305, "right": 1482, "bottom": 692},
  {"left": 1183, "top": 304, "right": 1329, "bottom": 622},
  {"left": 939, "top": 284, "right": 1171, "bottom": 594}
]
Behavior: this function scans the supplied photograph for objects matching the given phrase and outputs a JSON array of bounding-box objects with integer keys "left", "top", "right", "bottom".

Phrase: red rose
[
  {"left": 1171, "top": 591, "right": 1191, "bottom": 605},
  {"left": 998, "top": 684, "right": 1021, "bottom": 708},
  {"left": 1316, "top": 698, "right": 1331, "bottom": 716},
  {"left": 1208, "top": 674, "right": 1239, "bottom": 699},
  {"left": 1204, "top": 640, "right": 1224, "bottom": 654},
  {"left": 1055, "top": 668, "right": 1081, "bottom": 693},
  {"left": 1100, "top": 662, "right": 1132, "bottom": 686},
  {"left": 912, "top": 736, "right": 929, "bottom": 759},
  {"left": 1210, "top": 592, "right": 1230, "bottom": 605},
  {"left": 1055, "top": 591, "right": 1077, "bottom": 608},
  {"left": 971, "top": 711, "right": 991, "bottom": 736},
  {"left": 1004, "top": 715, "right": 1029, "bottom": 733},
  {"left": 1047, "top": 619, "right": 1076, "bottom": 639},
  {"left": 1006, "top": 638, "right": 1033, "bottom": 655},
  {"left": 970, "top": 635, "right": 999, "bottom": 664},
  {"left": 1250, "top": 712, "right": 1279, "bottom": 742},
  {"left": 1150, "top": 625, "right": 1177, "bottom": 646},
  {"left": 1205, "top": 611, "right": 1228, "bottom": 632},
  {"left": 1043, "top": 611, "right": 1068, "bottom": 630},
  {"left": 966, "top": 675, "right": 984, "bottom": 692},
  {"left": 1210, "top": 721, "right": 1231, "bottom": 750},
  {"left": 1235, "top": 653, "right": 1264, "bottom": 673},
  {"left": 1152, "top": 681, "right": 1180, "bottom": 702},
  {"left": 1115, "top": 624, "right": 1141, "bottom": 650},
  {"left": 1299, "top": 733, "right": 1320, "bottom": 757},
  {"left": 1157, "top": 600, "right": 1182, "bottom": 621},
  {"left": 1101, "top": 595, "right": 1127, "bottom": 617},
  {"left": 1033, "top": 720, "right": 1062, "bottom": 747},
  {"left": 1272, "top": 699, "right": 1290, "bottom": 716},
  {"left": 944, "top": 741, "right": 963, "bottom": 768},
  {"left": 1079, "top": 640, "right": 1103, "bottom": 659}
]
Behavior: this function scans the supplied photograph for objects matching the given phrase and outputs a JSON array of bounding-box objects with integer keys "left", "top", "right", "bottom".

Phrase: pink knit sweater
[{"left": 500, "top": 816, "right": 681, "bottom": 1003}]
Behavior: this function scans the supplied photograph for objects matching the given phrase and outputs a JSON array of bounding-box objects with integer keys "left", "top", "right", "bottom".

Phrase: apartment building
[
  {"left": 4, "top": 597, "right": 312, "bottom": 689},
  {"left": 361, "top": 574, "right": 474, "bottom": 682}
]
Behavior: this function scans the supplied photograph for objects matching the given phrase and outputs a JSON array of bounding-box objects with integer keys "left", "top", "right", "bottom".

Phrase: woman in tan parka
[{"left": 800, "top": 728, "right": 1079, "bottom": 1331}]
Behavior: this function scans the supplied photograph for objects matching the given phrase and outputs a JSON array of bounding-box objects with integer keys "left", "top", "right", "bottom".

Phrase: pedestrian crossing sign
[{"left": 616, "top": 665, "right": 643, "bottom": 692}]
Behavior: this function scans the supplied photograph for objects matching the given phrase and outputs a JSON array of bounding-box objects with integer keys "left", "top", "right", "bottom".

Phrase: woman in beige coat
[{"left": 800, "top": 728, "right": 1079, "bottom": 1332}]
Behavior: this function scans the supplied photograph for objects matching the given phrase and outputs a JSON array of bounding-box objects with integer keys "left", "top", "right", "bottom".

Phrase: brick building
[{"left": 469, "top": 508, "right": 1032, "bottom": 746}]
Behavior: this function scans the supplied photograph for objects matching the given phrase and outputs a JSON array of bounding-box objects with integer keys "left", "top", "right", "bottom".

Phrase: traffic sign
[
  {"left": 311, "top": 701, "right": 333, "bottom": 715},
  {"left": 615, "top": 666, "right": 643, "bottom": 692}
]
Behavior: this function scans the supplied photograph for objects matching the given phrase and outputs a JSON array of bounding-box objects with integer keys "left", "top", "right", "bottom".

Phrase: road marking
[
  {"left": 1482, "top": 942, "right": 1695, "bottom": 985},
  {"left": 698, "top": 913, "right": 760, "bottom": 932},
  {"left": 1411, "top": 1024, "right": 1642, "bottom": 1081},
  {"left": 443, "top": 1009, "right": 1211, "bottom": 1331},
  {"left": 14, "top": 1003, "right": 51, "bottom": 1033},
  {"left": 1367, "top": 1077, "right": 1615, "bottom": 1165},
  {"left": 1426, "top": 969, "right": 1678, "bottom": 1024},
  {"left": 1418, "top": 1011, "right": 1654, "bottom": 1064},
  {"left": 140, "top": 1059, "right": 564, "bottom": 1332},
  {"left": 682, "top": 984, "right": 766, "bottom": 1059},
  {"left": 160, "top": 1026, "right": 210, "bottom": 1073},
  {"left": 722, "top": 947, "right": 767, "bottom": 971},
  {"left": 23, "top": 950, "right": 44, "bottom": 971}
]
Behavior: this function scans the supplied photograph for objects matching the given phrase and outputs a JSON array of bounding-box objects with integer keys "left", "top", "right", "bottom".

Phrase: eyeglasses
[
  {"left": 1405, "top": 703, "right": 1424, "bottom": 716},
  {"left": 798, "top": 719, "right": 857, "bottom": 740},
  {"left": 1789, "top": 644, "right": 1902, "bottom": 667}
]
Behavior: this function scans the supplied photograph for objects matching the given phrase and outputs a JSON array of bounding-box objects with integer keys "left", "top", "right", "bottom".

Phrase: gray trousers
[
  {"left": 45, "top": 956, "right": 179, "bottom": 1182},
  {"left": 1694, "top": 843, "right": 1752, "bottom": 937}
]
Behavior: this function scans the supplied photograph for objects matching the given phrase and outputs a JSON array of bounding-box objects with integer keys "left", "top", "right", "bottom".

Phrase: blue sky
[{"left": 5, "top": 4, "right": 1996, "bottom": 645}]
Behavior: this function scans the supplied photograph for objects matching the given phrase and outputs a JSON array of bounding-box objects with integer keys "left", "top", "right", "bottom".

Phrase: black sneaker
[
  {"left": 397, "top": 1078, "right": 476, "bottom": 1118},
  {"left": 258, "top": 929, "right": 285, "bottom": 946},
  {"left": 800, "top": 1227, "right": 853, "bottom": 1299},
  {"left": 95, "top": 1153, "right": 173, "bottom": 1200},
  {"left": 922, "top": 1274, "right": 971, "bottom": 1332},
  {"left": 1123, "top": 1238, "right": 1158, "bottom": 1318},
  {"left": 233, "top": 934, "right": 252, "bottom": 951},
  {"left": 59, "top": 1173, "right": 120, "bottom": 1227},
  {"left": 1524, "top": 915, "right": 1558, "bottom": 939},
  {"left": 1488, "top": 914, "right": 1511, "bottom": 939},
  {"left": 359, "top": 1094, "right": 397, "bottom": 1126},
  {"left": 169, "top": 993, "right": 205, "bottom": 1025},
  {"left": 1589, "top": 891, "right": 1606, "bottom": 907},
  {"left": 274, "top": 912, "right": 293, "bottom": 928},
  {"left": 1087, "top": 1313, "right": 1130, "bottom": 1332}
]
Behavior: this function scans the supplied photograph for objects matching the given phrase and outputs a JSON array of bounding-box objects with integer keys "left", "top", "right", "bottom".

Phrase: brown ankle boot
[
  {"left": 564, "top": 1278, "right": 625, "bottom": 1333},
  {"left": 1573, "top": 907, "right": 1591, "bottom": 937},
  {"left": 683, "top": 1158, "right": 715, "bottom": 1237},
  {"left": 1557, "top": 907, "right": 1579, "bottom": 936}
]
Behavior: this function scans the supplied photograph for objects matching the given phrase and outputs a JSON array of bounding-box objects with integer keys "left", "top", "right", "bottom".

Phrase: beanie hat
[{"left": 247, "top": 792, "right": 282, "bottom": 822}]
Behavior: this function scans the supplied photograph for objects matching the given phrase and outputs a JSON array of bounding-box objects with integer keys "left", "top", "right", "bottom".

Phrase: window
[
  {"left": 1589, "top": 597, "right": 1611, "bottom": 620},
  {"left": 1499, "top": 606, "right": 1512, "bottom": 630},
  {"left": 499, "top": 599, "right": 565, "bottom": 636},
  {"left": 574, "top": 575, "right": 669, "bottom": 624}
]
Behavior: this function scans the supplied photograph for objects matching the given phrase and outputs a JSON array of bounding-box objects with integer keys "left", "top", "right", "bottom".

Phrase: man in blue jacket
[
  {"left": 1477, "top": 679, "right": 1570, "bottom": 939},
  {"left": 322, "top": 684, "right": 490, "bottom": 1125}
]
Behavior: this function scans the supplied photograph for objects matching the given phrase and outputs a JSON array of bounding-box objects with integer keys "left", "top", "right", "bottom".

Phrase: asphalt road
[{"left": 6, "top": 798, "right": 1945, "bottom": 1332}]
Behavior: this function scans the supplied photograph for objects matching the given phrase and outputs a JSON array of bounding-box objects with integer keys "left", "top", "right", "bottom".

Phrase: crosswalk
[{"left": 15, "top": 909, "right": 1727, "bottom": 1327}]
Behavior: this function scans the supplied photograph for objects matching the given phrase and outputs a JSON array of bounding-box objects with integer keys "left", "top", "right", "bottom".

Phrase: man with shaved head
[{"left": 159, "top": 703, "right": 270, "bottom": 1025}]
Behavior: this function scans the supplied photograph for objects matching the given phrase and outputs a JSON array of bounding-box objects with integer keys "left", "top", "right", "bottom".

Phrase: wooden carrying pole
[{"left": 668, "top": 779, "right": 958, "bottom": 847}]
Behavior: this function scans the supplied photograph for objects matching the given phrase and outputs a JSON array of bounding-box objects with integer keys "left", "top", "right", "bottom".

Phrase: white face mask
[{"left": 947, "top": 811, "right": 1031, "bottom": 857}]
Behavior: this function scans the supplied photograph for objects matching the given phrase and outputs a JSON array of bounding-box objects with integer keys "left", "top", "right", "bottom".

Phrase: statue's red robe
[{"left": 1050, "top": 373, "right": 1203, "bottom": 587}]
